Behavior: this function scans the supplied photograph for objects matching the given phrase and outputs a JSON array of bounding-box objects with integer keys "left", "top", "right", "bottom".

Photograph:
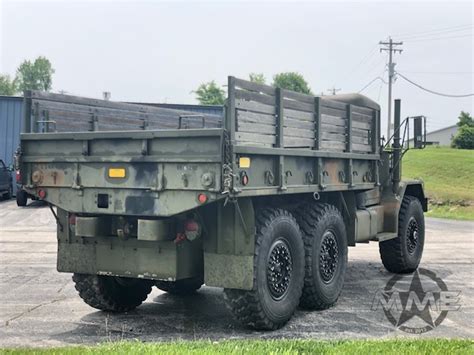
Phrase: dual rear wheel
[{"left": 224, "top": 204, "right": 348, "bottom": 330}]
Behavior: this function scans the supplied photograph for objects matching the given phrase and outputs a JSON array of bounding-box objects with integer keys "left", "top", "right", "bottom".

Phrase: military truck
[{"left": 17, "top": 77, "right": 427, "bottom": 330}]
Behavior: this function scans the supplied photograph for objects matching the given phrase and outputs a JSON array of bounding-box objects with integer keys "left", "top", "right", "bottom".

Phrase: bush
[{"left": 451, "top": 125, "right": 474, "bottom": 149}]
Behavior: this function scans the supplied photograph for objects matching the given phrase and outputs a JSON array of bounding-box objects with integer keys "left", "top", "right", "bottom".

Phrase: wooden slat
[
  {"left": 283, "top": 90, "right": 314, "bottom": 104},
  {"left": 283, "top": 98, "right": 314, "bottom": 113},
  {"left": 284, "top": 137, "right": 315, "bottom": 147},
  {"left": 352, "top": 127, "right": 370, "bottom": 138},
  {"left": 321, "top": 131, "right": 347, "bottom": 142},
  {"left": 321, "top": 106, "right": 346, "bottom": 118},
  {"left": 352, "top": 143, "right": 373, "bottom": 152},
  {"left": 284, "top": 127, "right": 314, "bottom": 139},
  {"left": 233, "top": 77, "right": 276, "bottom": 96},
  {"left": 321, "top": 123, "right": 346, "bottom": 134},
  {"left": 235, "top": 89, "right": 276, "bottom": 106},
  {"left": 352, "top": 135, "right": 369, "bottom": 145},
  {"left": 285, "top": 117, "right": 314, "bottom": 130},
  {"left": 236, "top": 110, "right": 276, "bottom": 125},
  {"left": 352, "top": 111, "right": 372, "bottom": 123},
  {"left": 321, "top": 98, "right": 347, "bottom": 110},
  {"left": 235, "top": 99, "right": 276, "bottom": 115},
  {"left": 320, "top": 140, "right": 346, "bottom": 151},
  {"left": 236, "top": 132, "right": 276, "bottom": 145},
  {"left": 321, "top": 115, "right": 346, "bottom": 127},
  {"left": 352, "top": 120, "right": 371, "bottom": 130},
  {"left": 285, "top": 108, "right": 314, "bottom": 121},
  {"left": 238, "top": 122, "right": 276, "bottom": 135},
  {"left": 352, "top": 105, "right": 373, "bottom": 116}
]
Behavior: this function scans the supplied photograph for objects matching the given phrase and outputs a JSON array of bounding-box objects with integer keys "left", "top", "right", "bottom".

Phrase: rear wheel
[
  {"left": 294, "top": 203, "right": 348, "bottom": 310},
  {"left": 72, "top": 273, "right": 153, "bottom": 312},
  {"left": 379, "top": 196, "right": 425, "bottom": 273},
  {"left": 16, "top": 190, "right": 28, "bottom": 206},
  {"left": 156, "top": 277, "right": 203, "bottom": 295},
  {"left": 224, "top": 208, "right": 304, "bottom": 330}
]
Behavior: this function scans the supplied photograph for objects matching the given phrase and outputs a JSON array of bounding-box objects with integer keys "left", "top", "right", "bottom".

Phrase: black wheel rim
[
  {"left": 319, "top": 230, "right": 339, "bottom": 283},
  {"left": 406, "top": 217, "right": 419, "bottom": 254},
  {"left": 266, "top": 239, "right": 293, "bottom": 300}
]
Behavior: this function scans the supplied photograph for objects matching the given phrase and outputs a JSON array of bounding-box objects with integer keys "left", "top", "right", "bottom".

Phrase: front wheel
[
  {"left": 72, "top": 274, "right": 153, "bottom": 312},
  {"left": 224, "top": 208, "right": 305, "bottom": 330},
  {"left": 379, "top": 196, "right": 425, "bottom": 273}
]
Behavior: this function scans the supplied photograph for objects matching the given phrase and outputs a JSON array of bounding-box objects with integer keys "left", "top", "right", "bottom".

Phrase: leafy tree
[
  {"left": 0, "top": 74, "right": 17, "bottom": 95},
  {"left": 15, "top": 56, "right": 54, "bottom": 92},
  {"left": 272, "top": 72, "right": 312, "bottom": 94},
  {"left": 451, "top": 125, "right": 474, "bottom": 149},
  {"left": 249, "top": 73, "right": 266, "bottom": 84},
  {"left": 456, "top": 111, "right": 473, "bottom": 128},
  {"left": 451, "top": 111, "right": 474, "bottom": 149},
  {"left": 194, "top": 81, "right": 225, "bottom": 105}
]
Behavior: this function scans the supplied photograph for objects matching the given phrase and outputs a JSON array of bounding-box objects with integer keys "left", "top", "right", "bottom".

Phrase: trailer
[{"left": 17, "top": 77, "right": 427, "bottom": 330}]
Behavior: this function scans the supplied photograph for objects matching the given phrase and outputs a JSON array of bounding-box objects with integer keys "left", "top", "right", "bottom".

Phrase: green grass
[
  {"left": 1, "top": 339, "right": 473, "bottom": 355},
  {"left": 402, "top": 146, "right": 474, "bottom": 220}
]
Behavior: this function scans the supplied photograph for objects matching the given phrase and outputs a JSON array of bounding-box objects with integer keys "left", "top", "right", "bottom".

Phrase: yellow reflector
[
  {"left": 108, "top": 168, "right": 126, "bottom": 178},
  {"left": 239, "top": 157, "right": 251, "bottom": 168}
]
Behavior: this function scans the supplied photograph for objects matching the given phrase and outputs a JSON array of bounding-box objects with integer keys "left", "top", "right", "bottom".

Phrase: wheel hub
[
  {"left": 319, "top": 231, "right": 339, "bottom": 283},
  {"left": 406, "top": 217, "right": 419, "bottom": 254},
  {"left": 267, "top": 239, "right": 293, "bottom": 300}
]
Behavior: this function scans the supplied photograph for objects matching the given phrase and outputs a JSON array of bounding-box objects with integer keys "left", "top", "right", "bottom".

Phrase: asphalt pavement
[{"left": 0, "top": 199, "right": 473, "bottom": 347}]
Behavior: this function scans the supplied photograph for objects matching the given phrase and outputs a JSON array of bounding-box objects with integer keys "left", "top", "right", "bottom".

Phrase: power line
[
  {"left": 358, "top": 76, "right": 387, "bottom": 93},
  {"left": 399, "top": 26, "right": 472, "bottom": 40},
  {"left": 396, "top": 72, "right": 474, "bottom": 98},
  {"left": 404, "top": 34, "right": 472, "bottom": 43},
  {"left": 392, "top": 23, "right": 473, "bottom": 39},
  {"left": 340, "top": 43, "right": 379, "bottom": 82}
]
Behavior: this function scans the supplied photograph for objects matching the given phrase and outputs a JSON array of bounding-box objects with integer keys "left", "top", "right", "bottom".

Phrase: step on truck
[{"left": 17, "top": 77, "right": 427, "bottom": 330}]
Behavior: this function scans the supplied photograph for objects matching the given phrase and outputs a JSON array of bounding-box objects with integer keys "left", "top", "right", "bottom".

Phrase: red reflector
[
  {"left": 242, "top": 174, "right": 249, "bottom": 186},
  {"left": 15, "top": 171, "right": 21, "bottom": 183},
  {"left": 198, "top": 193, "right": 208, "bottom": 204},
  {"left": 38, "top": 189, "right": 47, "bottom": 199},
  {"left": 68, "top": 214, "right": 76, "bottom": 225},
  {"left": 185, "top": 220, "right": 199, "bottom": 232}
]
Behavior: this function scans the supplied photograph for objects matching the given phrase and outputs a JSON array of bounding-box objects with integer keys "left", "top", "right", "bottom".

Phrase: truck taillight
[
  {"left": 15, "top": 171, "right": 21, "bottom": 183},
  {"left": 184, "top": 219, "right": 201, "bottom": 241},
  {"left": 38, "top": 189, "right": 47, "bottom": 199}
]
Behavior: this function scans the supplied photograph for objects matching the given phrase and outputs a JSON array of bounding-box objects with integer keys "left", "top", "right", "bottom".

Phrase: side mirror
[
  {"left": 7, "top": 164, "right": 14, "bottom": 172},
  {"left": 413, "top": 116, "right": 425, "bottom": 149}
]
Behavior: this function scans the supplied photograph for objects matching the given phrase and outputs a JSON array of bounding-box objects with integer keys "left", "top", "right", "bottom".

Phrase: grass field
[
  {"left": 402, "top": 147, "right": 474, "bottom": 220},
  {"left": 2, "top": 339, "right": 473, "bottom": 355}
]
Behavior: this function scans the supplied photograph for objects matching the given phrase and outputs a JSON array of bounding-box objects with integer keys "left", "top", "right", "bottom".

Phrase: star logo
[{"left": 372, "top": 268, "right": 461, "bottom": 334}]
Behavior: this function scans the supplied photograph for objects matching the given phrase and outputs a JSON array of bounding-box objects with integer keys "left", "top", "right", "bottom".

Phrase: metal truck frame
[{"left": 18, "top": 77, "right": 427, "bottom": 330}]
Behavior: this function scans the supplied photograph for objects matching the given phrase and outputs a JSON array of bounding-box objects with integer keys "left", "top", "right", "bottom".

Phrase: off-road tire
[
  {"left": 72, "top": 273, "right": 153, "bottom": 312},
  {"left": 16, "top": 190, "right": 28, "bottom": 206},
  {"left": 294, "top": 203, "right": 348, "bottom": 310},
  {"left": 156, "top": 277, "right": 203, "bottom": 295},
  {"left": 224, "top": 208, "right": 304, "bottom": 330},
  {"left": 379, "top": 196, "right": 425, "bottom": 274}
]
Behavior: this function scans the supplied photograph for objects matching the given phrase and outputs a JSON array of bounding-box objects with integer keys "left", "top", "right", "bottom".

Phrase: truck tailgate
[{"left": 19, "top": 129, "right": 224, "bottom": 216}]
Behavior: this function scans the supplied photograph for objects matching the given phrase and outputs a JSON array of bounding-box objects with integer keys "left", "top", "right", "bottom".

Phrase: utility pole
[
  {"left": 379, "top": 37, "right": 403, "bottom": 140},
  {"left": 327, "top": 86, "right": 341, "bottom": 95}
]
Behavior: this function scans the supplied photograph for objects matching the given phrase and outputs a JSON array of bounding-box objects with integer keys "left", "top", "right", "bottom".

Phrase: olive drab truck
[{"left": 17, "top": 77, "right": 427, "bottom": 330}]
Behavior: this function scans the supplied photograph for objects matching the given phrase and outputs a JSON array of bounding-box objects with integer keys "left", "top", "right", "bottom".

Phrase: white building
[{"left": 407, "top": 124, "right": 458, "bottom": 147}]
